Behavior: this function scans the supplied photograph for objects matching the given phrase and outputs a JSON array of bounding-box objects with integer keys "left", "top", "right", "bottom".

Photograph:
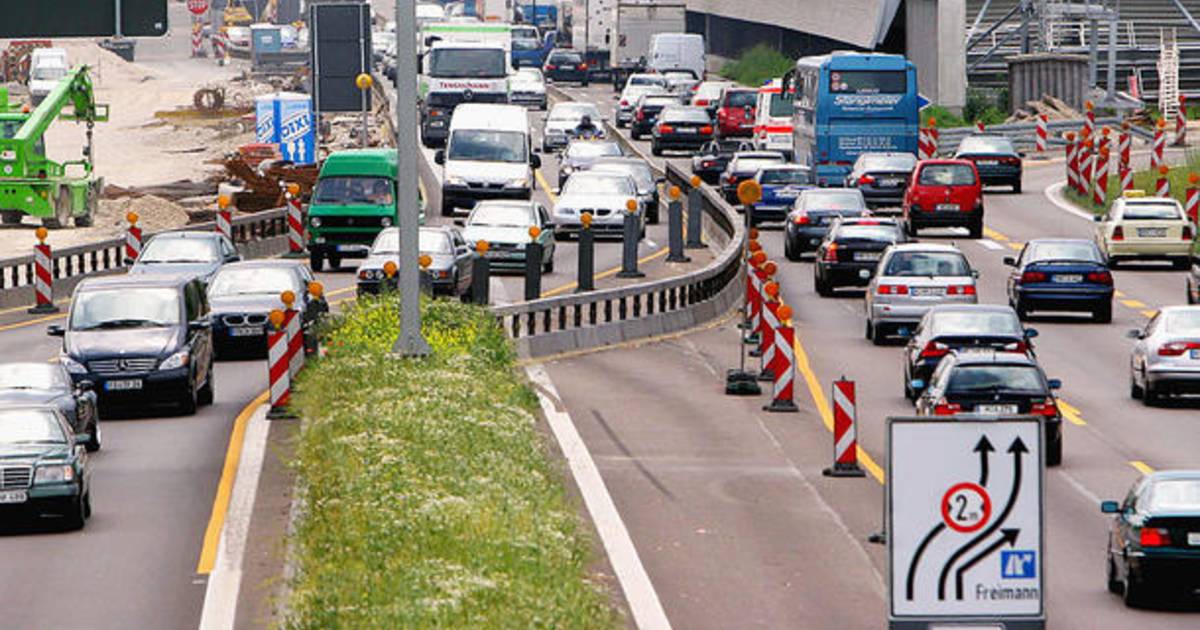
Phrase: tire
[
  {"left": 968, "top": 218, "right": 983, "bottom": 239},
  {"left": 309, "top": 251, "right": 324, "bottom": 272},
  {"left": 543, "top": 253, "right": 554, "bottom": 274},
  {"left": 1172, "top": 257, "right": 1190, "bottom": 271},
  {"left": 1107, "top": 557, "right": 1123, "bottom": 595},
  {"left": 1046, "top": 428, "right": 1063, "bottom": 466},
  {"left": 651, "top": 144, "right": 663, "bottom": 157},
  {"left": 1142, "top": 374, "right": 1159, "bottom": 407},
  {"left": 179, "top": 379, "right": 198, "bottom": 416},
  {"left": 865, "top": 318, "right": 875, "bottom": 341},
  {"left": 441, "top": 200, "right": 456, "bottom": 217},
  {"left": 815, "top": 272, "right": 833, "bottom": 297},
  {"left": 905, "top": 220, "right": 918, "bottom": 237},
  {"left": 1123, "top": 573, "right": 1150, "bottom": 608},
  {"left": 785, "top": 236, "right": 799, "bottom": 261},
  {"left": 1013, "top": 180, "right": 1022, "bottom": 194},
  {"left": 1014, "top": 299, "right": 1029, "bottom": 321},
  {"left": 197, "top": 366, "right": 214, "bottom": 406},
  {"left": 1130, "top": 372, "right": 1144, "bottom": 400},
  {"left": 1094, "top": 303, "right": 1113, "bottom": 324},
  {"left": 871, "top": 323, "right": 887, "bottom": 346},
  {"left": 85, "top": 421, "right": 101, "bottom": 452},
  {"left": 0, "top": 210, "right": 21, "bottom": 225},
  {"left": 62, "top": 491, "right": 86, "bottom": 531},
  {"left": 43, "top": 188, "right": 72, "bottom": 229},
  {"left": 631, "top": 130, "right": 641, "bottom": 140},
  {"left": 648, "top": 204, "right": 659, "bottom": 225},
  {"left": 328, "top": 254, "right": 342, "bottom": 271},
  {"left": 554, "top": 230, "right": 569, "bottom": 242}
]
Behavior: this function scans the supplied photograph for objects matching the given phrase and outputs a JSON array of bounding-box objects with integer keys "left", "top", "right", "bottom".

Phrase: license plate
[
  {"left": 105, "top": 379, "right": 143, "bottom": 391},
  {"left": 769, "top": 134, "right": 789, "bottom": 142},
  {"left": 0, "top": 490, "right": 27, "bottom": 504},
  {"left": 881, "top": 179, "right": 904, "bottom": 187},
  {"left": 854, "top": 251, "right": 882, "bottom": 262},
  {"left": 676, "top": 128, "right": 697, "bottom": 134},
  {"left": 911, "top": 287, "right": 944, "bottom": 297},
  {"left": 978, "top": 160, "right": 999, "bottom": 166},
  {"left": 936, "top": 203, "right": 960, "bottom": 211},
  {"left": 229, "top": 326, "right": 261, "bottom": 337},
  {"left": 336, "top": 244, "right": 368, "bottom": 253},
  {"left": 430, "top": 121, "right": 445, "bottom": 128},
  {"left": 975, "top": 404, "right": 1018, "bottom": 415},
  {"left": 1190, "top": 349, "right": 1200, "bottom": 360},
  {"left": 1052, "top": 274, "right": 1083, "bottom": 283},
  {"left": 1189, "top": 532, "right": 1200, "bottom": 546},
  {"left": 1137, "top": 227, "right": 1167, "bottom": 238}
]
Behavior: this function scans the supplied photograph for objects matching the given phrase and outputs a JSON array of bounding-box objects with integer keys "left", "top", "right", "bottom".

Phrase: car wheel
[
  {"left": 1014, "top": 299, "right": 1029, "bottom": 321},
  {"left": 1094, "top": 303, "right": 1113, "bottom": 324},
  {"left": 1107, "top": 557, "right": 1123, "bottom": 595},
  {"left": 815, "top": 272, "right": 832, "bottom": 297},
  {"left": 86, "top": 421, "right": 101, "bottom": 452},
  {"left": 197, "top": 366, "right": 214, "bottom": 406},
  {"left": 1172, "top": 257, "right": 1190, "bottom": 271},
  {"left": 309, "top": 251, "right": 324, "bottom": 272},
  {"left": 651, "top": 144, "right": 663, "bottom": 157},
  {"left": 553, "top": 230, "right": 570, "bottom": 242},
  {"left": 179, "top": 380, "right": 198, "bottom": 416},
  {"left": 903, "top": 369, "right": 914, "bottom": 401},
  {"left": 968, "top": 219, "right": 983, "bottom": 239},
  {"left": 1130, "top": 371, "right": 1144, "bottom": 400},
  {"left": 328, "top": 254, "right": 342, "bottom": 271},
  {"left": 1123, "top": 573, "right": 1150, "bottom": 608},
  {"left": 1013, "top": 180, "right": 1022, "bottom": 194},
  {"left": 543, "top": 254, "right": 554, "bottom": 274},
  {"left": 905, "top": 220, "right": 917, "bottom": 237},
  {"left": 785, "top": 236, "right": 799, "bottom": 261},
  {"left": 631, "top": 130, "right": 641, "bottom": 140},
  {"left": 648, "top": 206, "right": 660, "bottom": 225},
  {"left": 1188, "top": 280, "right": 1198, "bottom": 304},
  {"left": 871, "top": 323, "right": 888, "bottom": 346},
  {"left": 1142, "top": 373, "right": 1158, "bottom": 407},
  {"left": 441, "top": 200, "right": 456, "bottom": 217},
  {"left": 62, "top": 490, "right": 87, "bottom": 530},
  {"left": 1046, "top": 428, "right": 1063, "bottom": 466},
  {"left": 865, "top": 318, "right": 875, "bottom": 341}
]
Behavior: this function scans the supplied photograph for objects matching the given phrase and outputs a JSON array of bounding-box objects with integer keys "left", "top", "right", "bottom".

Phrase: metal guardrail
[{"left": 934, "top": 116, "right": 1129, "bottom": 151}]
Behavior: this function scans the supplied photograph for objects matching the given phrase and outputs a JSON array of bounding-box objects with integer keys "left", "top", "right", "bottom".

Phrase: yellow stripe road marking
[
  {"left": 534, "top": 168, "right": 558, "bottom": 205},
  {"left": 197, "top": 390, "right": 269, "bottom": 575},
  {"left": 1114, "top": 290, "right": 1126, "bottom": 298},
  {"left": 1120, "top": 299, "right": 1146, "bottom": 308},
  {"left": 1129, "top": 460, "right": 1155, "bottom": 475},
  {"left": 1141, "top": 309, "right": 1158, "bottom": 319},
  {"left": 1006, "top": 242, "right": 1023, "bottom": 251},
  {"left": 541, "top": 247, "right": 670, "bottom": 298},
  {"left": 0, "top": 298, "right": 69, "bottom": 316},
  {"left": 1057, "top": 399, "right": 1087, "bottom": 426},
  {"left": 983, "top": 227, "right": 1010, "bottom": 242},
  {"left": 0, "top": 311, "right": 65, "bottom": 333}
]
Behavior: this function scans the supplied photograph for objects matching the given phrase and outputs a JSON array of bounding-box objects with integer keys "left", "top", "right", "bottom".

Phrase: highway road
[{"left": 540, "top": 81, "right": 1200, "bottom": 627}]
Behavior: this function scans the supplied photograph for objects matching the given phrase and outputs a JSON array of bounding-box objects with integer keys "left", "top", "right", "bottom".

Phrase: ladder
[{"left": 1159, "top": 28, "right": 1180, "bottom": 119}]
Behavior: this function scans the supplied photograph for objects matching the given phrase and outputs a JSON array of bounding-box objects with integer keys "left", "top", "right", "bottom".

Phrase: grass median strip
[{"left": 285, "top": 295, "right": 619, "bottom": 628}]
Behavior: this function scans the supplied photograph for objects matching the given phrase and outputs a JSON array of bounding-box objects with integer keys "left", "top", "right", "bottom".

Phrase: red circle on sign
[
  {"left": 187, "top": 0, "right": 210, "bottom": 15},
  {"left": 941, "top": 482, "right": 992, "bottom": 533}
]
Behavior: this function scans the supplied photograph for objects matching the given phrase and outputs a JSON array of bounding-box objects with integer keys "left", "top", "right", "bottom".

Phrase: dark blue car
[
  {"left": 752, "top": 165, "right": 814, "bottom": 224},
  {"left": 1005, "top": 239, "right": 1114, "bottom": 323}
]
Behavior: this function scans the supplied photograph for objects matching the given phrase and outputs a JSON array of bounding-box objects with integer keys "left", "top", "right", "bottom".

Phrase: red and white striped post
[
  {"left": 1121, "top": 163, "right": 1134, "bottom": 192},
  {"left": 215, "top": 194, "right": 233, "bottom": 242},
  {"left": 1157, "top": 164, "right": 1171, "bottom": 198},
  {"left": 927, "top": 118, "right": 939, "bottom": 158},
  {"left": 284, "top": 183, "right": 305, "bottom": 257},
  {"left": 764, "top": 304, "right": 798, "bottom": 413},
  {"left": 1187, "top": 174, "right": 1200, "bottom": 224},
  {"left": 1175, "top": 95, "right": 1188, "bottom": 147},
  {"left": 266, "top": 309, "right": 292, "bottom": 419},
  {"left": 1079, "top": 139, "right": 1095, "bottom": 197},
  {"left": 1084, "top": 100, "right": 1096, "bottom": 138},
  {"left": 29, "top": 227, "right": 57, "bottom": 314},
  {"left": 124, "top": 211, "right": 143, "bottom": 263},
  {"left": 214, "top": 30, "right": 228, "bottom": 65},
  {"left": 1093, "top": 146, "right": 1109, "bottom": 207},
  {"left": 280, "top": 290, "right": 305, "bottom": 379},
  {"left": 1035, "top": 114, "right": 1048, "bottom": 153},
  {"left": 1118, "top": 123, "right": 1132, "bottom": 172},
  {"left": 918, "top": 127, "right": 932, "bottom": 160},
  {"left": 1065, "top": 132, "right": 1078, "bottom": 194},
  {"left": 1152, "top": 118, "right": 1166, "bottom": 172},
  {"left": 975, "top": 120, "right": 985, "bottom": 134},
  {"left": 757, "top": 278, "right": 780, "bottom": 381},
  {"left": 191, "top": 16, "right": 205, "bottom": 58},
  {"left": 744, "top": 245, "right": 766, "bottom": 344},
  {"left": 822, "top": 377, "right": 865, "bottom": 477}
]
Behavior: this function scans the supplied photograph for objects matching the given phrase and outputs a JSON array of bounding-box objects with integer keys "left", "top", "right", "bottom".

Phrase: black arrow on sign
[
  {"left": 955, "top": 528, "right": 1020, "bottom": 599},
  {"left": 937, "top": 436, "right": 1028, "bottom": 600},
  {"left": 906, "top": 522, "right": 945, "bottom": 600},
  {"left": 975, "top": 436, "right": 995, "bottom": 486}
]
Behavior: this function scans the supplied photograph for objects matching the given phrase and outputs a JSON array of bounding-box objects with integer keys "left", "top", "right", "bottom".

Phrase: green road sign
[{"left": 0, "top": 0, "right": 168, "bottom": 38}]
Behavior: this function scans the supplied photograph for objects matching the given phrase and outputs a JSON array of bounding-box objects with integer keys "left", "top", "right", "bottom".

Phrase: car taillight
[
  {"left": 620, "top": 99, "right": 628, "bottom": 106},
  {"left": 545, "top": 64, "right": 557, "bottom": 70},
  {"left": 702, "top": 160, "right": 715, "bottom": 168},
  {"left": 1029, "top": 400, "right": 1058, "bottom": 416},
  {"left": 700, "top": 125, "right": 713, "bottom": 135},
  {"left": 1158, "top": 341, "right": 1200, "bottom": 356},
  {"left": 1139, "top": 527, "right": 1171, "bottom": 547},
  {"left": 1183, "top": 224, "right": 1194, "bottom": 240},
  {"left": 877, "top": 284, "right": 909, "bottom": 295},
  {"left": 1112, "top": 226, "right": 1124, "bottom": 241},
  {"left": 792, "top": 214, "right": 810, "bottom": 225},
  {"left": 696, "top": 98, "right": 708, "bottom": 106},
  {"left": 1086, "top": 270, "right": 1113, "bottom": 285},
  {"left": 1001, "top": 156, "right": 1021, "bottom": 165},
  {"left": 919, "top": 341, "right": 949, "bottom": 359},
  {"left": 858, "top": 175, "right": 875, "bottom": 185},
  {"left": 822, "top": 243, "right": 839, "bottom": 262},
  {"left": 659, "top": 124, "right": 674, "bottom": 134},
  {"left": 578, "top": 63, "right": 588, "bottom": 70},
  {"left": 1002, "top": 340, "right": 1029, "bottom": 353},
  {"left": 717, "top": 110, "right": 727, "bottom": 121},
  {"left": 727, "top": 174, "right": 738, "bottom": 184},
  {"left": 429, "top": 109, "right": 442, "bottom": 117},
  {"left": 946, "top": 285, "right": 977, "bottom": 296},
  {"left": 691, "top": 84, "right": 700, "bottom": 91},
  {"left": 933, "top": 401, "right": 962, "bottom": 416},
  {"left": 1021, "top": 271, "right": 1047, "bottom": 283},
  {"left": 636, "top": 110, "right": 645, "bottom": 121}
]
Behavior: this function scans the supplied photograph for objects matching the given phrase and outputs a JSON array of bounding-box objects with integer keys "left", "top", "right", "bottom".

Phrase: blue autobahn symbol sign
[{"left": 1001, "top": 550, "right": 1037, "bottom": 579}]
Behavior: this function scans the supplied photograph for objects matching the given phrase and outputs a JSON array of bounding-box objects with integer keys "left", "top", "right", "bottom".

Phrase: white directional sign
[{"left": 888, "top": 417, "right": 1044, "bottom": 629}]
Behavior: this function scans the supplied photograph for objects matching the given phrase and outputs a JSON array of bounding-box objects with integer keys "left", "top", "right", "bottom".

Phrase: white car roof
[{"left": 449, "top": 104, "right": 528, "bottom": 132}]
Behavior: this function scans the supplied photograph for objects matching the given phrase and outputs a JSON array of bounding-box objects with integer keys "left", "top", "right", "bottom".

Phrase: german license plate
[
  {"left": 0, "top": 490, "right": 27, "bottom": 504},
  {"left": 1190, "top": 349, "right": 1200, "bottom": 360},
  {"left": 881, "top": 179, "right": 903, "bottom": 187},
  {"left": 1189, "top": 532, "right": 1200, "bottom": 545},
  {"left": 336, "top": 244, "right": 368, "bottom": 253},
  {"left": 1052, "top": 274, "right": 1083, "bottom": 283},
  {"left": 975, "top": 404, "right": 1018, "bottom": 415},
  {"left": 911, "top": 287, "right": 944, "bottom": 296},
  {"left": 105, "top": 379, "right": 143, "bottom": 391},
  {"left": 854, "top": 251, "right": 882, "bottom": 262},
  {"left": 936, "top": 203, "right": 959, "bottom": 211},
  {"left": 676, "top": 128, "right": 696, "bottom": 134},
  {"left": 979, "top": 160, "right": 999, "bottom": 166},
  {"left": 1137, "top": 227, "right": 1167, "bottom": 238},
  {"left": 229, "top": 326, "right": 261, "bottom": 337}
]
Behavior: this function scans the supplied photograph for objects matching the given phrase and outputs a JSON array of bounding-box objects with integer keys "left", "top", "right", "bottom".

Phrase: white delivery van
[
  {"left": 753, "top": 79, "right": 795, "bottom": 160},
  {"left": 648, "top": 33, "right": 704, "bottom": 79},
  {"left": 435, "top": 104, "right": 541, "bottom": 216},
  {"left": 28, "top": 48, "right": 69, "bottom": 105},
  {"left": 610, "top": 2, "right": 685, "bottom": 68}
]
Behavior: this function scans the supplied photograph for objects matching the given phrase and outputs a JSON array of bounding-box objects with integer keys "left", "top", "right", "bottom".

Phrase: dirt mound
[{"left": 97, "top": 195, "right": 190, "bottom": 233}]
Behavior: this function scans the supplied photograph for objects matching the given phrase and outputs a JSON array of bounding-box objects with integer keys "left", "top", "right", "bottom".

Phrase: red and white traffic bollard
[
  {"left": 918, "top": 127, "right": 931, "bottom": 160},
  {"left": 1035, "top": 114, "right": 1048, "bottom": 153},
  {"left": 1152, "top": 119, "right": 1166, "bottom": 172},
  {"left": 1065, "top": 133, "right": 1078, "bottom": 194},
  {"left": 266, "top": 309, "right": 292, "bottom": 419},
  {"left": 927, "top": 118, "right": 939, "bottom": 157},
  {"left": 1121, "top": 165, "right": 1134, "bottom": 192},
  {"left": 125, "top": 211, "right": 143, "bottom": 263},
  {"left": 1176, "top": 95, "right": 1188, "bottom": 147},
  {"left": 1187, "top": 174, "right": 1200, "bottom": 224},
  {"left": 191, "top": 17, "right": 205, "bottom": 58},
  {"left": 216, "top": 194, "right": 233, "bottom": 242},
  {"left": 285, "top": 183, "right": 305, "bottom": 257},
  {"left": 1093, "top": 147, "right": 1109, "bottom": 207},
  {"left": 1084, "top": 100, "right": 1096, "bottom": 138},
  {"left": 1079, "top": 139, "right": 1094, "bottom": 197},
  {"left": 975, "top": 120, "right": 985, "bottom": 134},
  {"left": 757, "top": 285, "right": 779, "bottom": 381},
  {"left": 29, "top": 227, "right": 57, "bottom": 314},
  {"left": 752, "top": 276, "right": 778, "bottom": 360},
  {"left": 281, "top": 291, "right": 305, "bottom": 378},
  {"left": 764, "top": 304, "right": 798, "bottom": 413},
  {"left": 1157, "top": 165, "right": 1171, "bottom": 198},
  {"left": 1118, "top": 124, "right": 1131, "bottom": 172},
  {"left": 823, "top": 377, "right": 865, "bottom": 477}
]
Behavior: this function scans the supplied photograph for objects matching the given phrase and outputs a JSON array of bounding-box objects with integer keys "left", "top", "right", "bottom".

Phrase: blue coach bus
[{"left": 783, "top": 52, "right": 920, "bottom": 186}]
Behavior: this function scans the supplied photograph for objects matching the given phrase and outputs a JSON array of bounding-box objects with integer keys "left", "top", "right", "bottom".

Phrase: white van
[
  {"left": 648, "top": 33, "right": 705, "bottom": 80},
  {"left": 29, "top": 48, "right": 69, "bottom": 105},
  {"left": 435, "top": 104, "right": 541, "bottom": 216},
  {"left": 753, "top": 79, "right": 795, "bottom": 160}
]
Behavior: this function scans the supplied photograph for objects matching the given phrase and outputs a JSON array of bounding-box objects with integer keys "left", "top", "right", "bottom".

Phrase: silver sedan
[
  {"left": 1128, "top": 306, "right": 1200, "bottom": 405},
  {"left": 864, "top": 243, "right": 980, "bottom": 345}
]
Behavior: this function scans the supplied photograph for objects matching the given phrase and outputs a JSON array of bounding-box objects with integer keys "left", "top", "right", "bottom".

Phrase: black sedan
[
  {"left": 902, "top": 304, "right": 1035, "bottom": 400},
  {"left": 784, "top": 188, "right": 870, "bottom": 259},
  {"left": 543, "top": 49, "right": 588, "bottom": 85},
  {"left": 0, "top": 407, "right": 92, "bottom": 530},
  {"left": 0, "top": 363, "right": 100, "bottom": 452},
  {"left": 720, "top": 151, "right": 786, "bottom": 204},
  {"left": 691, "top": 139, "right": 754, "bottom": 185},
  {"left": 1005, "top": 238, "right": 1114, "bottom": 323},
  {"left": 812, "top": 218, "right": 907, "bottom": 296},
  {"left": 955, "top": 135, "right": 1023, "bottom": 193},
  {"left": 1102, "top": 470, "right": 1200, "bottom": 608},
  {"left": 630, "top": 94, "right": 683, "bottom": 140},
  {"left": 129, "top": 231, "right": 241, "bottom": 284},
  {"left": 844, "top": 152, "right": 918, "bottom": 211},
  {"left": 207, "top": 260, "right": 327, "bottom": 360},
  {"left": 650, "top": 105, "right": 714, "bottom": 156},
  {"left": 358, "top": 226, "right": 474, "bottom": 298}
]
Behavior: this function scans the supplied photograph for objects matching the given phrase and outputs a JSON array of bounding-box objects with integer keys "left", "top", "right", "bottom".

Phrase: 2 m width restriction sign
[{"left": 887, "top": 417, "right": 1045, "bottom": 630}]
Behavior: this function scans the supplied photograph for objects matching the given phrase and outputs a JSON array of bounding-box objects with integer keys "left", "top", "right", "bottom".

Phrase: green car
[
  {"left": 0, "top": 406, "right": 92, "bottom": 529},
  {"left": 307, "top": 149, "right": 425, "bottom": 271}
]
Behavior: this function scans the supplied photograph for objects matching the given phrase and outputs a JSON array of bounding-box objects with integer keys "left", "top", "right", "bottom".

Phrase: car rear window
[
  {"left": 662, "top": 107, "right": 710, "bottom": 123},
  {"left": 933, "top": 311, "right": 1022, "bottom": 336},
  {"left": 946, "top": 365, "right": 1044, "bottom": 394},
  {"left": 724, "top": 91, "right": 756, "bottom": 108},
  {"left": 958, "top": 136, "right": 1015, "bottom": 154},
  {"left": 828, "top": 70, "right": 906, "bottom": 94},
  {"left": 1024, "top": 241, "right": 1104, "bottom": 263},
  {"left": 918, "top": 164, "right": 977, "bottom": 186},
  {"left": 1165, "top": 310, "right": 1200, "bottom": 334},
  {"left": 760, "top": 169, "right": 811, "bottom": 185},
  {"left": 1147, "top": 479, "right": 1200, "bottom": 511},
  {"left": 860, "top": 154, "right": 917, "bottom": 171},
  {"left": 629, "top": 75, "right": 666, "bottom": 87},
  {"left": 834, "top": 224, "right": 898, "bottom": 242},
  {"left": 801, "top": 190, "right": 863, "bottom": 211},
  {"left": 738, "top": 158, "right": 785, "bottom": 174},
  {"left": 1122, "top": 202, "right": 1183, "bottom": 220},
  {"left": 884, "top": 251, "right": 971, "bottom": 277},
  {"left": 551, "top": 52, "right": 582, "bottom": 64},
  {"left": 566, "top": 142, "right": 622, "bottom": 158}
]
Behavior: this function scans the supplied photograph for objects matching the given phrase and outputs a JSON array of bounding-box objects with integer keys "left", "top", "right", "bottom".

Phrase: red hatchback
[
  {"left": 903, "top": 159, "right": 984, "bottom": 238},
  {"left": 716, "top": 88, "right": 757, "bottom": 137}
]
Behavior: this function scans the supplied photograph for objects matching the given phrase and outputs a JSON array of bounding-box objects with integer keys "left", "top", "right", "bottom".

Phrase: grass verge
[
  {"left": 1064, "top": 149, "right": 1200, "bottom": 213},
  {"left": 284, "top": 294, "right": 619, "bottom": 629},
  {"left": 721, "top": 44, "right": 793, "bottom": 87}
]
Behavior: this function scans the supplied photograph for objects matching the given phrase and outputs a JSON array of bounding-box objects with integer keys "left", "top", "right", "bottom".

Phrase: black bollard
[
  {"left": 576, "top": 212, "right": 595, "bottom": 292},
  {"left": 666, "top": 185, "right": 690, "bottom": 263},
  {"left": 524, "top": 228, "right": 544, "bottom": 301},
  {"left": 616, "top": 199, "right": 645, "bottom": 279},
  {"left": 686, "top": 176, "right": 704, "bottom": 249},
  {"left": 470, "top": 241, "right": 491, "bottom": 305}
]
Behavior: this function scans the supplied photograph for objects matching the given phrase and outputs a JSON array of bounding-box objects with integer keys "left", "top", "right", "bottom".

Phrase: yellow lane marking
[
  {"left": 541, "top": 246, "right": 670, "bottom": 298},
  {"left": 196, "top": 390, "right": 269, "bottom": 575},
  {"left": 983, "top": 227, "right": 1010, "bottom": 242},
  {"left": 792, "top": 330, "right": 886, "bottom": 484},
  {"left": 0, "top": 298, "right": 69, "bottom": 316},
  {"left": 1141, "top": 309, "right": 1158, "bottom": 319},
  {"left": 0, "top": 311, "right": 65, "bottom": 333},
  {"left": 1120, "top": 299, "right": 1146, "bottom": 309},
  {"left": 1114, "top": 290, "right": 1126, "bottom": 298},
  {"left": 1129, "top": 460, "right": 1155, "bottom": 476},
  {"left": 1057, "top": 399, "right": 1087, "bottom": 426},
  {"left": 534, "top": 168, "right": 558, "bottom": 205},
  {"left": 1006, "top": 242, "right": 1023, "bottom": 251}
]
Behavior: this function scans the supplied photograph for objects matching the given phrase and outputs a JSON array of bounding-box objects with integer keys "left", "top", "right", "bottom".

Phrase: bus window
[{"left": 828, "top": 70, "right": 907, "bottom": 94}]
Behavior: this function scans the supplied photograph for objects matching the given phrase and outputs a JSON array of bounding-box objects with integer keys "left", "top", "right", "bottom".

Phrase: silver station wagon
[{"left": 864, "top": 242, "right": 979, "bottom": 344}]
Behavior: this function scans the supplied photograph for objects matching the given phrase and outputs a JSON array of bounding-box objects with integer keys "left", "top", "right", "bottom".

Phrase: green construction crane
[{"left": 0, "top": 65, "right": 108, "bottom": 228}]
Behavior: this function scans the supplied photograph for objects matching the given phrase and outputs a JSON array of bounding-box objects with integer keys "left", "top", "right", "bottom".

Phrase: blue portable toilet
[
  {"left": 251, "top": 24, "right": 283, "bottom": 54},
  {"left": 254, "top": 92, "right": 316, "bottom": 165}
]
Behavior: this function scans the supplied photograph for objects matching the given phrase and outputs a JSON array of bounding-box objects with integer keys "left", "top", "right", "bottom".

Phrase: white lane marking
[
  {"left": 1042, "top": 181, "right": 1097, "bottom": 221},
  {"left": 1055, "top": 469, "right": 1104, "bottom": 506},
  {"left": 976, "top": 239, "right": 1005, "bottom": 251},
  {"left": 526, "top": 363, "right": 673, "bottom": 630},
  {"left": 644, "top": 240, "right": 658, "bottom": 249},
  {"left": 197, "top": 405, "right": 270, "bottom": 630}
]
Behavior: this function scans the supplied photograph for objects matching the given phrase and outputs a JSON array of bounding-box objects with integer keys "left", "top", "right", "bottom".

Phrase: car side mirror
[
  {"left": 1002, "top": 256, "right": 1016, "bottom": 267},
  {"left": 75, "top": 434, "right": 90, "bottom": 447},
  {"left": 226, "top": 254, "right": 241, "bottom": 263},
  {"left": 1100, "top": 500, "right": 1120, "bottom": 514},
  {"left": 530, "top": 154, "right": 542, "bottom": 169},
  {"left": 1126, "top": 328, "right": 1144, "bottom": 340},
  {"left": 47, "top": 325, "right": 65, "bottom": 337},
  {"left": 971, "top": 269, "right": 981, "bottom": 279},
  {"left": 434, "top": 150, "right": 445, "bottom": 165},
  {"left": 1024, "top": 328, "right": 1038, "bottom": 339},
  {"left": 76, "top": 380, "right": 94, "bottom": 392},
  {"left": 1047, "top": 378, "right": 1062, "bottom": 390},
  {"left": 1018, "top": 151, "right": 1027, "bottom": 158},
  {"left": 189, "top": 319, "right": 211, "bottom": 332}
]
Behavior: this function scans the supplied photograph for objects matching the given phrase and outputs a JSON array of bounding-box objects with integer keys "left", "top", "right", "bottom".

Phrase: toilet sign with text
[{"left": 887, "top": 417, "right": 1044, "bottom": 630}]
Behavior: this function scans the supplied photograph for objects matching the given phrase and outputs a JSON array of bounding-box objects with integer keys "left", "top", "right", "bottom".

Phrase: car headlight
[
  {"left": 35, "top": 464, "right": 74, "bottom": 483},
  {"left": 60, "top": 355, "right": 87, "bottom": 375},
  {"left": 506, "top": 177, "right": 528, "bottom": 188},
  {"left": 159, "top": 350, "right": 190, "bottom": 371},
  {"left": 380, "top": 217, "right": 392, "bottom": 227},
  {"left": 309, "top": 216, "right": 322, "bottom": 228},
  {"left": 446, "top": 176, "right": 466, "bottom": 186}
]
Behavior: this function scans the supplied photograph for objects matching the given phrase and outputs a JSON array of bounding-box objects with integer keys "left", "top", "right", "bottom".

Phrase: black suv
[
  {"left": 49, "top": 274, "right": 215, "bottom": 416},
  {"left": 543, "top": 50, "right": 588, "bottom": 85}
]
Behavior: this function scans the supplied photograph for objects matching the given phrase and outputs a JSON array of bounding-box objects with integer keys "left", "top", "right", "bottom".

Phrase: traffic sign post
[{"left": 887, "top": 417, "right": 1044, "bottom": 630}]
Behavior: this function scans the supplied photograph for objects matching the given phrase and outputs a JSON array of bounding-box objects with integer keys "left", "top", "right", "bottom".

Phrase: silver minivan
[{"left": 864, "top": 243, "right": 979, "bottom": 345}]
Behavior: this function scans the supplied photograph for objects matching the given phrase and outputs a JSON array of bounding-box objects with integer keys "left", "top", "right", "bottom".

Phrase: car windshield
[
  {"left": 947, "top": 365, "right": 1044, "bottom": 394},
  {"left": 959, "top": 136, "right": 1015, "bottom": 154},
  {"left": 32, "top": 66, "right": 66, "bottom": 81},
  {"left": 933, "top": 311, "right": 1022, "bottom": 336},
  {"left": 313, "top": 176, "right": 394, "bottom": 205},
  {"left": 1165, "top": 310, "right": 1200, "bottom": 334},
  {"left": 765, "top": 92, "right": 792, "bottom": 117},
  {"left": 1025, "top": 241, "right": 1103, "bottom": 263},
  {"left": 139, "top": 237, "right": 219, "bottom": 264},
  {"left": 835, "top": 224, "right": 899, "bottom": 242},
  {"left": 1122, "top": 202, "right": 1183, "bottom": 220},
  {"left": 724, "top": 91, "right": 756, "bottom": 108},
  {"left": 0, "top": 409, "right": 64, "bottom": 445},
  {"left": 802, "top": 191, "right": 863, "bottom": 211},
  {"left": 470, "top": 205, "right": 532, "bottom": 228},
  {"left": 884, "top": 251, "right": 971, "bottom": 277},
  {"left": 549, "top": 103, "right": 600, "bottom": 122},
  {"left": 70, "top": 288, "right": 180, "bottom": 330},
  {"left": 428, "top": 48, "right": 506, "bottom": 78},
  {"left": 419, "top": 230, "right": 452, "bottom": 253},
  {"left": 447, "top": 130, "right": 528, "bottom": 163},
  {"left": 566, "top": 142, "right": 621, "bottom": 159},
  {"left": 860, "top": 154, "right": 917, "bottom": 171},
  {"left": 593, "top": 164, "right": 653, "bottom": 190},
  {"left": 209, "top": 268, "right": 297, "bottom": 297},
  {"left": 919, "top": 164, "right": 976, "bottom": 186},
  {"left": 0, "top": 364, "right": 69, "bottom": 390},
  {"left": 1147, "top": 479, "right": 1200, "bottom": 511},
  {"left": 760, "top": 169, "right": 810, "bottom": 185},
  {"left": 563, "top": 175, "right": 633, "bottom": 196},
  {"left": 642, "top": 96, "right": 678, "bottom": 108}
]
